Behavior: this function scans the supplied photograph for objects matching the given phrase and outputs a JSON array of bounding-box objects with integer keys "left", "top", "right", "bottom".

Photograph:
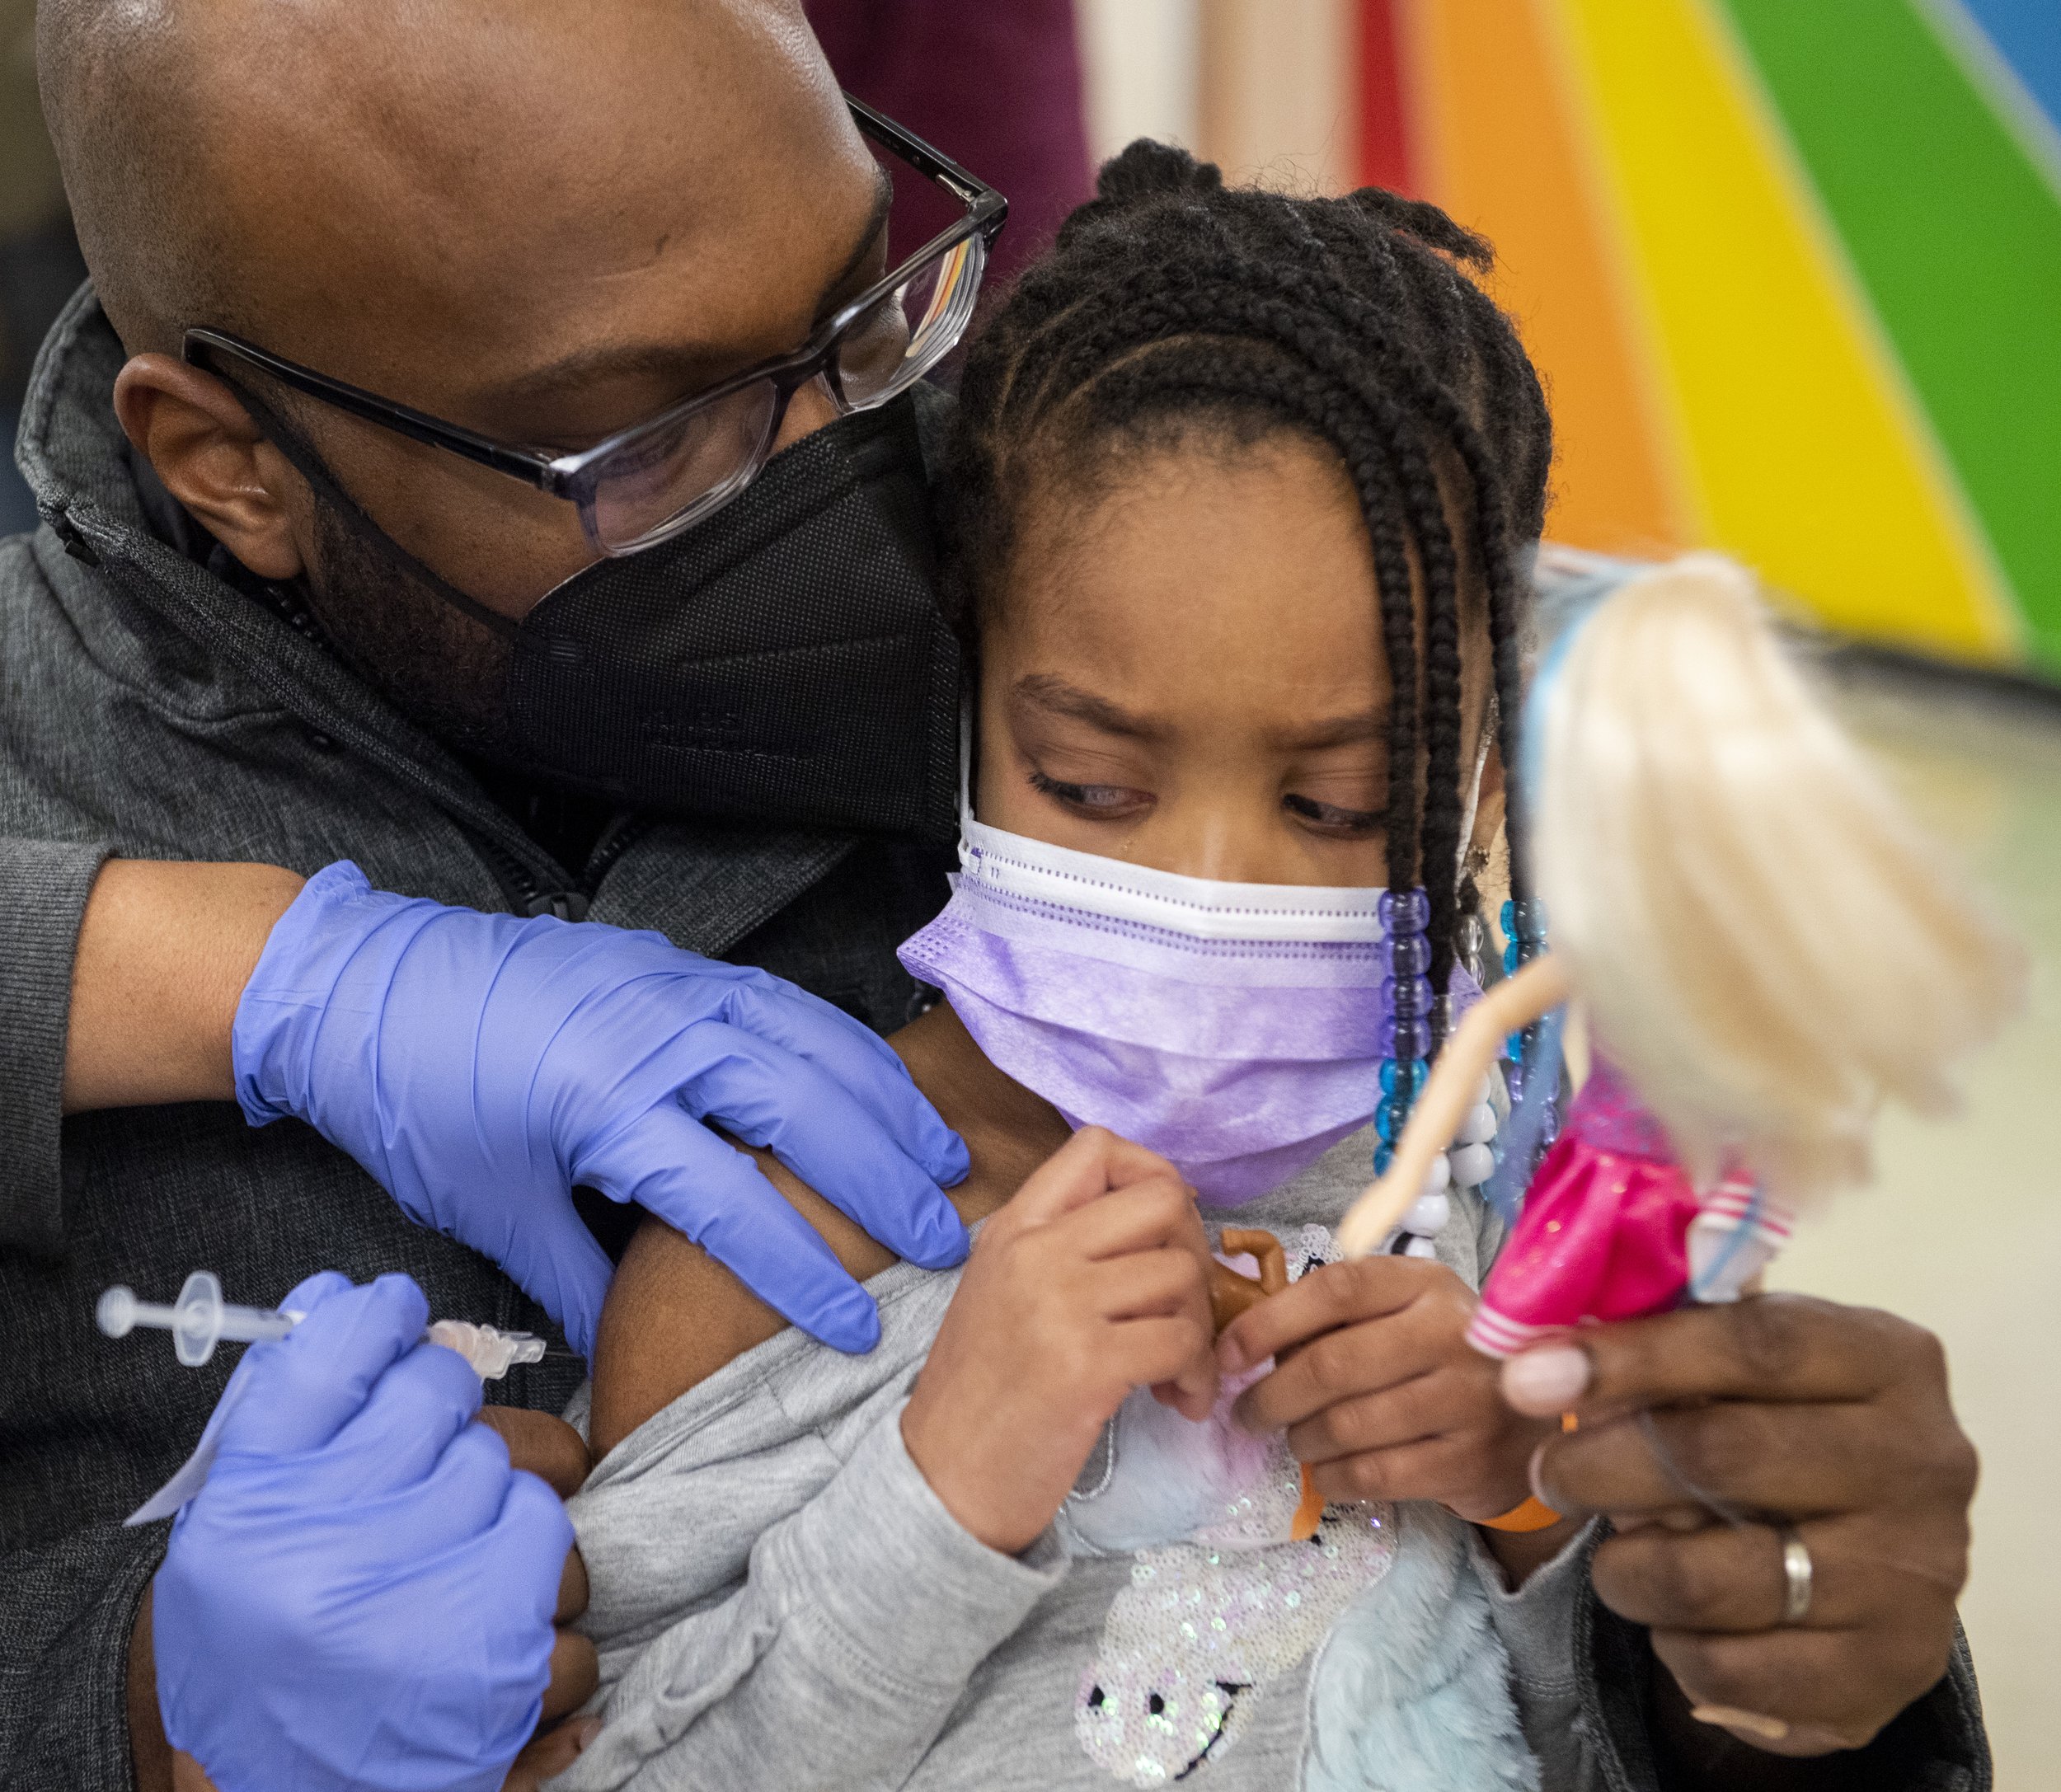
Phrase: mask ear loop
[{"left": 957, "top": 695, "right": 978, "bottom": 833}]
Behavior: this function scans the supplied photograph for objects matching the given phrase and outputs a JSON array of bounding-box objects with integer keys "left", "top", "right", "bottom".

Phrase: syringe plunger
[
  {"left": 96, "top": 1272, "right": 294, "bottom": 1366},
  {"left": 96, "top": 1272, "right": 549, "bottom": 1379}
]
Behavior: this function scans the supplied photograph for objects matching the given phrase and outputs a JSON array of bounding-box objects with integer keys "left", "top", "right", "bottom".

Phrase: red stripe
[{"left": 1357, "top": 0, "right": 1415, "bottom": 194}]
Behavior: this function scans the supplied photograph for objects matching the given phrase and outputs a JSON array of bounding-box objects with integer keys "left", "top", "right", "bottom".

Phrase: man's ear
[{"left": 112, "top": 354, "right": 308, "bottom": 581}]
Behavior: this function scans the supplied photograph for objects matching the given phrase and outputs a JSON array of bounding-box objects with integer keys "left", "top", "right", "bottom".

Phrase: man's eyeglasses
[{"left": 183, "top": 97, "right": 1007, "bottom": 556}]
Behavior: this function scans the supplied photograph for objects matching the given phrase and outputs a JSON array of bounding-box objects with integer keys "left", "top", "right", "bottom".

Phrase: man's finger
[
  {"left": 1649, "top": 1621, "right": 1948, "bottom": 1756},
  {"left": 321, "top": 1339, "right": 485, "bottom": 1496},
  {"left": 724, "top": 978, "right": 971, "bottom": 1188},
  {"left": 474, "top": 1409, "right": 591, "bottom": 1501},
  {"left": 214, "top": 1274, "right": 430, "bottom": 1458},
  {"left": 1218, "top": 1256, "right": 1432, "bottom": 1374},
  {"left": 538, "top": 1629, "right": 599, "bottom": 1723},
  {"left": 1503, "top": 1295, "right": 1914, "bottom": 1425},
  {"left": 500, "top": 1718, "right": 603, "bottom": 1792},
  {"left": 1533, "top": 1401, "right": 1890, "bottom": 1521},
  {"left": 669, "top": 1024, "right": 969, "bottom": 1271},
  {"left": 556, "top": 1547, "right": 589, "bottom": 1624},
  {"left": 1592, "top": 1518, "right": 1861, "bottom": 1633}
]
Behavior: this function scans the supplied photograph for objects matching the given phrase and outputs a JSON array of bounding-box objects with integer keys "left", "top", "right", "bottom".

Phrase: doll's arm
[{"left": 1336, "top": 954, "right": 1572, "bottom": 1259}]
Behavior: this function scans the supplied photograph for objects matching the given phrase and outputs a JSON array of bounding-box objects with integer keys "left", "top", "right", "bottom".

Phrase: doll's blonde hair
[{"left": 1533, "top": 554, "right": 2023, "bottom": 1203}]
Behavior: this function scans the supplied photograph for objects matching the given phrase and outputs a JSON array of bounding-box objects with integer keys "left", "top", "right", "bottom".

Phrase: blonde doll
[{"left": 1340, "top": 552, "right": 2022, "bottom": 1350}]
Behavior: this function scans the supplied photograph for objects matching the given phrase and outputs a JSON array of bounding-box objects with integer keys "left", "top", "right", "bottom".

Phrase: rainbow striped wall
[{"left": 1359, "top": 0, "right": 2061, "bottom": 671}]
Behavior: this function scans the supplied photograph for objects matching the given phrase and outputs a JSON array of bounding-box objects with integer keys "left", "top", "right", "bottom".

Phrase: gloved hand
[
  {"left": 234, "top": 862, "right": 969, "bottom": 1356},
  {"left": 153, "top": 1272, "right": 571, "bottom": 1792}
]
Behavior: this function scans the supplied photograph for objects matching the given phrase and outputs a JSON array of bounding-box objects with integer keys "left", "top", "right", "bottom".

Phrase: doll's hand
[
  {"left": 1220, "top": 1255, "right": 1555, "bottom": 1521},
  {"left": 1509, "top": 1293, "right": 1977, "bottom": 1762},
  {"left": 902, "top": 1128, "right": 1218, "bottom": 1556}
]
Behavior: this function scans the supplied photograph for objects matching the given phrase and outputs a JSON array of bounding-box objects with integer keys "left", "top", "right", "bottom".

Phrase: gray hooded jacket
[{"left": 0, "top": 289, "right": 1988, "bottom": 1792}]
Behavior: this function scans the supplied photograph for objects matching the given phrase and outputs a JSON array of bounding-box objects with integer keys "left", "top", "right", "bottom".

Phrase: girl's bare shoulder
[{"left": 586, "top": 1003, "right": 1069, "bottom": 1459}]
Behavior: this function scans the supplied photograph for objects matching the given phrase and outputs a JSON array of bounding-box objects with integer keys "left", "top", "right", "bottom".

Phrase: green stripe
[{"left": 1717, "top": 0, "right": 2061, "bottom": 668}]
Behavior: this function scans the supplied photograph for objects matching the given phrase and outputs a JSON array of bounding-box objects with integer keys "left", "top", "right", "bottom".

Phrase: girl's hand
[
  {"left": 902, "top": 1128, "right": 1219, "bottom": 1555},
  {"left": 1220, "top": 1255, "right": 1553, "bottom": 1521}
]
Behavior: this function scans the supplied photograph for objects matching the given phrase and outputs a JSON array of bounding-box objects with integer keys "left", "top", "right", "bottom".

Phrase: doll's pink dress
[{"left": 1466, "top": 1057, "right": 1794, "bottom": 1358}]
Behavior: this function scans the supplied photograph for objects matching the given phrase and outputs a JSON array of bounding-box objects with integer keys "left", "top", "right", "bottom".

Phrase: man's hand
[
  {"left": 144, "top": 1274, "right": 588, "bottom": 1792},
  {"left": 233, "top": 861, "right": 971, "bottom": 1356},
  {"left": 138, "top": 1403, "right": 600, "bottom": 1792},
  {"left": 902, "top": 1129, "right": 1218, "bottom": 1555},
  {"left": 1505, "top": 1293, "right": 1978, "bottom": 1758},
  {"left": 1218, "top": 1255, "right": 1554, "bottom": 1520}
]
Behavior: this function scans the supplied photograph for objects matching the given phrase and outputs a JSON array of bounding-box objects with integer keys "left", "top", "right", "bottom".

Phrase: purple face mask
[{"left": 899, "top": 818, "right": 1476, "bottom": 1204}]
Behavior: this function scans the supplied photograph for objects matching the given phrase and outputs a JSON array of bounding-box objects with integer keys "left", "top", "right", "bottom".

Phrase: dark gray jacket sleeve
[
  {"left": 0, "top": 1522, "right": 167, "bottom": 1791},
  {"left": 1583, "top": 1592, "right": 1989, "bottom": 1792},
  {"left": 0, "top": 834, "right": 110, "bottom": 1255},
  {"left": 1481, "top": 1523, "right": 1988, "bottom": 1790}
]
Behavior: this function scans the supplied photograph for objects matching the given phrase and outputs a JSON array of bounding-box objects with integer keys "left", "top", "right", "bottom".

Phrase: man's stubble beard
[{"left": 305, "top": 497, "right": 519, "bottom": 758}]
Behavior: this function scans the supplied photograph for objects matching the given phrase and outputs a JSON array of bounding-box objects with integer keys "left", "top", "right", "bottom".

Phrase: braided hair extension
[{"left": 941, "top": 141, "right": 1554, "bottom": 1006}]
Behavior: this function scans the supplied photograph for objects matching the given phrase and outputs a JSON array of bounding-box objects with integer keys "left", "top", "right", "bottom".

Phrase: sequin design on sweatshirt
[
  {"left": 1074, "top": 1502, "right": 1397, "bottom": 1784},
  {"left": 1073, "top": 1223, "right": 1397, "bottom": 1784}
]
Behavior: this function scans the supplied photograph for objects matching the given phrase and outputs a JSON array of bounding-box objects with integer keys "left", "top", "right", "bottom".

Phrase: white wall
[
  {"left": 1076, "top": 0, "right": 1203, "bottom": 166},
  {"left": 1077, "top": 0, "right": 1357, "bottom": 192}
]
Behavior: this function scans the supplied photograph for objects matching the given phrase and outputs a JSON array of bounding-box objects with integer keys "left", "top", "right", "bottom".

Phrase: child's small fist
[
  {"left": 1223, "top": 1255, "right": 1554, "bottom": 1521},
  {"left": 903, "top": 1128, "right": 1219, "bottom": 1555}
]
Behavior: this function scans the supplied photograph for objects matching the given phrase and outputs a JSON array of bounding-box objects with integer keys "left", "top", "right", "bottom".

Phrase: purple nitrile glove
[
  {"left": 232, "top": 862, "right": 970, "bottom": 1357},
  {"left": 153, "top": 1272, "right": 568, "bottom": 1792}
]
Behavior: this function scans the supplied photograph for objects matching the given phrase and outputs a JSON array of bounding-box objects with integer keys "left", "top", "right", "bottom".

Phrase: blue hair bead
[
  {"left": 1388, "top": 933, "right": 1431, "bottom": 976},
  {"left": 1379, "top": 1058, "right": 1429, "bottom": 1098},
  {"left": 1373, "top": 884, "right": 1435, "bottom": 1177},
  {"left": 1385, "top": 973, "right": 1433, "bottom": 1020},
  {"left": 1375, "top": 1096, "right": 1415, "bottom": 1143},
  {"left": 1381, "top": 888, "right": 1430, "bottom": 932}
]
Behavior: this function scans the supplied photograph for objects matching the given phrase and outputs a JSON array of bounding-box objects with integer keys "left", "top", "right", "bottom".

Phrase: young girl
[{"left": 557, "top": 145, "right": 1581, "bottom": 1792}]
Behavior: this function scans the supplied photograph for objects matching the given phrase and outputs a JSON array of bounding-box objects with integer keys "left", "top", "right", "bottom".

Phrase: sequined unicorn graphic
[
  {"left": 1066, "top": 1227, "right": 1401, "bottom": 1784},
  {"left": 1073, "top": 1485, "right": 1397, "bottom": 1784}
]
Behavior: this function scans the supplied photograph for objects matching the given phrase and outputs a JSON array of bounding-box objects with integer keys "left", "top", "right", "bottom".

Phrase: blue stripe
[{"left": 1954, "top": 0, "right": 2061, "bottom": 138}]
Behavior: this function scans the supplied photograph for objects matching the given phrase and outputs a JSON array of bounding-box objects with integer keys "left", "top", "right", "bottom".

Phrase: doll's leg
[{"left": 1686, "top": 1180, "right": 1795, "bottom": 1304}]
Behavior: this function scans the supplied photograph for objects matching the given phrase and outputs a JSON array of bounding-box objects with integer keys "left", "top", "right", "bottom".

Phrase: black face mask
[{"left": 254, "top": 392, "right": 962, "bottom": 842}]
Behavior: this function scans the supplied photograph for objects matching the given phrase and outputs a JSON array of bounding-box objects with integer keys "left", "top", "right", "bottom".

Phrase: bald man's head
[
  {"left": 38, "top": 0, "right": 861, "bottom": 364},
  {"left": 40, "top": 0, "right": 223, "bottom": 354},
  {"left": 54, "top": 0, "right": 901, "bottom": 739}
]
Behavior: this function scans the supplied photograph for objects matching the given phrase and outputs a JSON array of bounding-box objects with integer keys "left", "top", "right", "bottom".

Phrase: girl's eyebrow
[
  {"left": 1012, "top": 674, "right": 1156, "bottom": 739},
  {"left": 1279, "top": 713, "right": 1386, "bottom": 750}
]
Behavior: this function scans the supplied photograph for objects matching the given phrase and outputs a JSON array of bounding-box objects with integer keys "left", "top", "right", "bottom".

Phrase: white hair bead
[
  {"left": 1448, "top": 1142, "right": 1495, "bottom": 1187},
  {"left": 1420, "top": 1152, "right": 1453, "bottom": 1195},
  {"left": 1403, "top": 1191, "right": 1451, "bottom": 1236},
  {"left": 1402, "top": 1233, "right": 1439, "bottom": 1260},
  {"left": 1456, "top": 1102, "right": 1498, "bottom": 1146}
]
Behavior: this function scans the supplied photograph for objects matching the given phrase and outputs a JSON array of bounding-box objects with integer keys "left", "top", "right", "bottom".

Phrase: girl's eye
[
  {"left": 1284, "top": 792, "right": 1385, "bottom": 836},
  {"left": 1027, "top": 768, "right": 1151, "bottom": 819}
]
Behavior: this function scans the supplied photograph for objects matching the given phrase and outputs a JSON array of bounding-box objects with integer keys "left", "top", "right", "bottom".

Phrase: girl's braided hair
[{"left": 941, "top": 139, "right": 1555, "bottom": 1003}]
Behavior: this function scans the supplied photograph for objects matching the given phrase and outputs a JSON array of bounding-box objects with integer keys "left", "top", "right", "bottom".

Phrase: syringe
[{"left": 97, "top": 1270, "right": 565, "bottom": 1381}]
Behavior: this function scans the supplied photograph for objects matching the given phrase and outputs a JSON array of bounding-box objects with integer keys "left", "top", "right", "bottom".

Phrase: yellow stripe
[
  {"left": 1406, "top": 0, "right": 1697, "bottom": 558},
  {"left": 1552, "top": 0, "right": 2019, "bottom": 660}
]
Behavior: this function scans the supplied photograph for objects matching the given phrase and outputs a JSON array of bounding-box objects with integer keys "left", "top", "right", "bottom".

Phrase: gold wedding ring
[{"left": 1777, "top": 1525, "right": 1814, "bottom": 1626}]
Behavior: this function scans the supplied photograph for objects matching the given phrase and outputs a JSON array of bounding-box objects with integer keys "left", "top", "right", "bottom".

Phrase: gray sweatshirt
[{"left": 558, "top": 1131, "right": 1601, "bottom": 1792}]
